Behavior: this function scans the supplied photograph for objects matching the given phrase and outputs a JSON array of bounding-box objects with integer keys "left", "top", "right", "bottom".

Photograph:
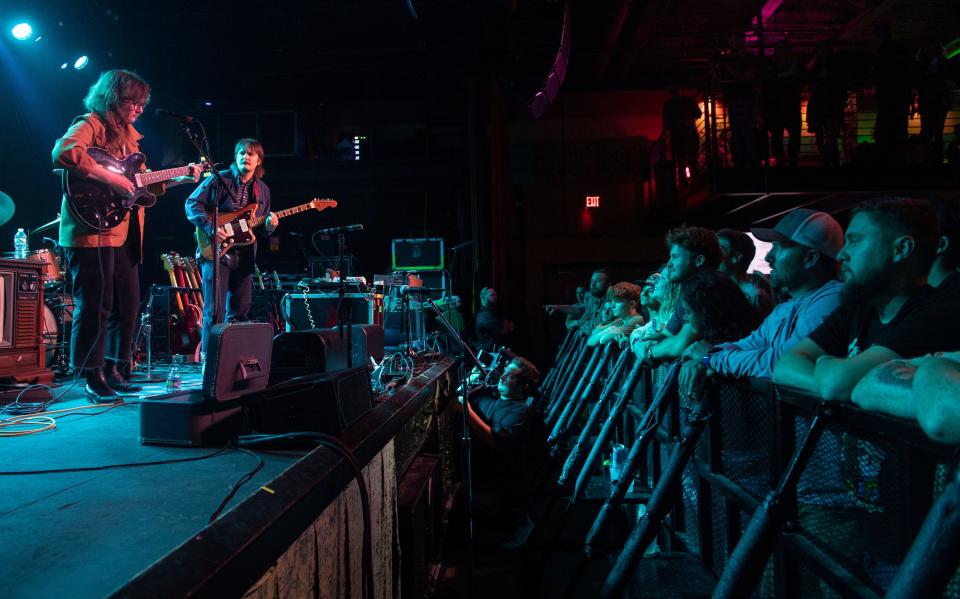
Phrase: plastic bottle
[
  {"left": 13, "top": 228, "right": 27, "bottom": 260},
  {"left": 166, "top": 354, "right": 183, "bottom": 391}
]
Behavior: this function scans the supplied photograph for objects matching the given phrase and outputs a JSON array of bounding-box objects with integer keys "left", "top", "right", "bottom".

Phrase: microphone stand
[
  {"left": 422, "top": 294, "right": 485, "bottom": 593},
  {"left": 178, "top": 121, "right": 237, "bottom": 364},
  {"left": 333, "top": 226, "right": 363, "bottom": 368}
]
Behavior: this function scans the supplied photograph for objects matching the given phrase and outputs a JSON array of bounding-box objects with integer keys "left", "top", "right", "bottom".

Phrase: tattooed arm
[{"left": 850, "top": 356, "right": 930, "bottom": 419}]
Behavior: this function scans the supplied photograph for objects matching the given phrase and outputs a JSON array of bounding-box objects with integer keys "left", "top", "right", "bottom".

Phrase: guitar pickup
[
  {"left": 223, "top": 223, "right": 235, "bottom": 237},
  {"left": 238, "top": 220, "right": 249, "bottom": 232},
  {"left": 133, "top": 172, "right": 143, "bottom": 186}
]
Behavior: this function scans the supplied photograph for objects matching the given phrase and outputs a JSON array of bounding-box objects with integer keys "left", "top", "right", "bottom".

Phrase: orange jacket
[{"left": 52, "top": 112, "right": 163, "bottom": 252}]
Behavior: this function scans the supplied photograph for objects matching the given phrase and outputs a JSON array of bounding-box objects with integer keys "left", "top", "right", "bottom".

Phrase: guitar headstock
[
  {"left": 310, "top": 197, "right": 338, "bottom": 211},
  {"left": 170, "top": 251, "right": 186, "bottom": 268},
  {"left": 161, "top": 253, "right": 175, "bottom": 272}
]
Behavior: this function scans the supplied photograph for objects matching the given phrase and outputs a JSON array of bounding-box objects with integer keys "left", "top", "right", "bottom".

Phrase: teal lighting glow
[
  {"left": 60, "top": 62, "right": 68, "bottom": 69},
  {"left": 73, "top": 55, "right": 89, "bottom": 70}
]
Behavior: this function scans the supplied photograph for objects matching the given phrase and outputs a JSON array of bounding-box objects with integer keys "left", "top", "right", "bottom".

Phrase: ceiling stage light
[
  {"left": 11, "top": 22, "right": 33, "bottom": 40},
  {"left": 73, "top": 55, "right": 89, "bottom": 70},
  {"left": 60, "top": 62, "right": 68, "bottom": 69}
]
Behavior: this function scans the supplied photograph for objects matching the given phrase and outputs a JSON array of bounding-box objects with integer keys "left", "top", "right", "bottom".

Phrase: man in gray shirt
[{"left": 679, "top": 209, "right": 844, "bottom": 397}]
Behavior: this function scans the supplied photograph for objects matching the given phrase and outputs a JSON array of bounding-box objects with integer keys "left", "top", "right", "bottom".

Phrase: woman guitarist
[
  {"left": 185, "top": 138, "right": 278, "bottom": 359},
  {"left": 53, "top": 69, "right": 201, "bottom": 401}
]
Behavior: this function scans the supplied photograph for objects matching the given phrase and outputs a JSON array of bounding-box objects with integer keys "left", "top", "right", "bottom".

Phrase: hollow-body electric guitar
[
  {"left": 61, "top": 147, "right": 209, "bottom": 231},
  {"left": 195, "top": 197, "right": 337, "bottom": 261}
]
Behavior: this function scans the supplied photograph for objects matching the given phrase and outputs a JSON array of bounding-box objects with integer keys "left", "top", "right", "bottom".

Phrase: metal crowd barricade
[
  {"left": 550, "top": 344, "right": 622, "bottom": 447},
  {"left": 540, "top": 328, "right": 578, "bottom": 399},
  {"left": 544, "top": 336, "right": 591, "bottom": 424},
  {"left": 583, "top": 373, "right": 960, "bottom": 599}
]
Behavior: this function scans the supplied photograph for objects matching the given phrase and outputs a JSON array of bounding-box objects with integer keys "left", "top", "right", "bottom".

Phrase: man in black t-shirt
[
  {"left": 774, "top": 198, "right": 955, "bottom": 401},
  {"left": 450, "top": 356, "right": 544, "bottom": 548}
]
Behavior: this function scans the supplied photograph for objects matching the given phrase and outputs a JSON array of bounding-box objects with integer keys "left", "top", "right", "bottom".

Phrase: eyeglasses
[{"left": 120, "top": 98, "right": 146, "bottom": 110}]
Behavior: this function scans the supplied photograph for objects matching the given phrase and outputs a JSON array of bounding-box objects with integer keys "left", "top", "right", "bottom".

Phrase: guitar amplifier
[
  {"left": 148, "top": 285, "right": 201, "bottom": 357},
  {"left": 270, "top": 324, "right": 384, "bottom": 384},
  {"left": 282, "top": 293, "right": 374, "bottom": 331}
]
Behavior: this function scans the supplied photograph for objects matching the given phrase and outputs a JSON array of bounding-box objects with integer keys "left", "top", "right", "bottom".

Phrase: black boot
[
  {"left": 85, "top": 368, "right": 119, "bottom": 403},
  {"left": 103, "top": 362, "right": 142, "bottom": 395}
]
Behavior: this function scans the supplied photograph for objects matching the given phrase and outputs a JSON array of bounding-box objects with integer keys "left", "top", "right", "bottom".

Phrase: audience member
[
  {"left": 587, "top": 282, "right": 645, "bottom": 347},
  {"left": 662, "top": 85, "right": 702, "bottom": 181},
  {"left": 927, "top": 197, "right": 960, "bottom": 292},
  {"left": 679, "top": 270, "right": 760, "bottom": 349},
  {"left": 773, "top": 197, "right": 960, "bottom": 401},
  {"left": 545, "top": 269, "right": 610, "bottom": 333},
  {"left": 637, "top": 271, "right": 659, "bottom": 323},
  {"left": 633, "top": 227, "right": 722, "bottom": 363},
  {"left": 772, "top": 40, "right": 803, "bottom": 168},
  {"left": 716, "top": 228, "right": 774, "bottom": 317},
  {"left": 806, "top": 40, "right": 847, "bottom": 168},
  {"left": 630, "top": 266, "right": 680, "bottom": 348},
  {"left": 915, "top": 42, "right": 953, "bottom": 165},
  {"left": 476, "top": 287, "right": 514, "bottom": 352},
  {"left": 680, "top": 209, "right": 843, "bottom": 397},
  {"left": 450, "top": 356, "right": 544, "bottom": 548},
  {"left": 715, "top": 32, "right": 759, "bottom": 167},
  {"left": 851, "top": 197, "right": 960, "bottom": 433},
  {"left": 873, "top": 24, "right": 912, "bottom": 167}
]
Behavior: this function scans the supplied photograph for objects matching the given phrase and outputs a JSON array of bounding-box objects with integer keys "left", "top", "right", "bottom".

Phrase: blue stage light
[
  {"left": 11, "top": 22, "right": 33, "bottom": 40},
  {"left": 73, "top": 55, "right": 89, "bottom": 70},
  {"left": 60, "top": 62, "right": 68, "bottom": 69}
]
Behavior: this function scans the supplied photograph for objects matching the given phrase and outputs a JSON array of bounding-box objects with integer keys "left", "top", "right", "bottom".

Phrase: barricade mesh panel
[
  {"left": 709, "top": 485, "right": 730, "bottom": 576},
  {"left": 793, "top": 414, "right": 910, "bottom": 593},
  {"left": 718, "top": 384, "right": 771, "bottom": 500}
]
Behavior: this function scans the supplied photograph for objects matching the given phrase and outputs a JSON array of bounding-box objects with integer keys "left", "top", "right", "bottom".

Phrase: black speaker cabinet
[
  {"left": 247, "top": 367, "right": 374, "bottom": 436},
  {"left": 282, "top": 293, "right": 373, "bottom": 331},
  {"left": 270, "top": 325, "right": 383, "bottom": 384}
]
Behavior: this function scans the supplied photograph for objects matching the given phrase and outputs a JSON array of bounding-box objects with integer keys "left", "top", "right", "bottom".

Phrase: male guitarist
[
  {"left": 185, "top": 138, "right": 278, "bottom": 359},
  {"left": 53, "top": 69, "right": 201, "bottom": 401}
]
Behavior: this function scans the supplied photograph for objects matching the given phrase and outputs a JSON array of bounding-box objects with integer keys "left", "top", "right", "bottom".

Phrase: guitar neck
[
  {"left": 248, "top": 201, "right": 316, "bottom": 228},
  {"left": 138, "top": 165, "right": 191, "bottom": 186}
]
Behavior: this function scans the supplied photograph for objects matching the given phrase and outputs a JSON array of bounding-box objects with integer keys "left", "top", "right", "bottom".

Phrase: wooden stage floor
[{"left": 0, "top": 369, "right": 306, "bottom": 598}]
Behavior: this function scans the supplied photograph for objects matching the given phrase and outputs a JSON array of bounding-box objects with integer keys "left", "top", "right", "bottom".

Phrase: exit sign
[{"left": 585, "top": 195, "right": 600, "bottom": 208}]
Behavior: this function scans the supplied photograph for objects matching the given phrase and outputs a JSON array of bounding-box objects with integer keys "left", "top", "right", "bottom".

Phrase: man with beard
[
  {"left": 545, "top": 268, "right": 610, "bottom": 333},
  {"left": 847, "top": 197, "right": 960, "bottom": 436},
  {"left": 678, "top": 210, "right": 843, "bottom": 397},
  {"left": 773, "top": 198, "right": 952, "bottom": 401},
  {"left": 475, "top": 287, "right": 514, "bottom": 352}
]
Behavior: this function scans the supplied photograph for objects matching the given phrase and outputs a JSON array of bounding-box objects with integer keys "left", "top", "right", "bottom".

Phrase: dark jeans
[
  {"left": 200, "top": 247, "right": 254, "bottom": 354},
  {"left": 65, "top": 231, "right": 140, "bottom": 370}
]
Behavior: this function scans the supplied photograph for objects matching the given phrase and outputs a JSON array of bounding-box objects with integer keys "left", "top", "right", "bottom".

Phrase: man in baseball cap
[{"left": 679, "top": 208, "right": 844, "bottom": 397}]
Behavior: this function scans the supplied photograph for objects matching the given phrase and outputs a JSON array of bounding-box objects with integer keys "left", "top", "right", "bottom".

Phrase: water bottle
[
  {"left": 13, "top": 228, "right": 27, "bottom": 260},
  {"left": 166, "top": 354, "right": 183, "bottom": 391}
]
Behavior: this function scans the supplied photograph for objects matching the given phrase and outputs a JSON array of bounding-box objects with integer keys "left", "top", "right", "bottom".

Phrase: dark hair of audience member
[
  {"left": 681, "top": 271, "right": 760, "bottom": 344},
  {"left": 510, "top": 357, "right": 540, "bottom": 387},
  {"left": 665, "top": 226, "right": 723, "bottom": 270},
  {"left": 852, "top": 197, "right": 940, "bottom": 269},
  {"left": 717, "top": 228, "right": 757, "bottom": 272},
  {"left": 593, "top": 267, "right": 609, "bottom": 277},
  {"left": 607, "top": 281, "right": 641, "bottom": 305},
  {"left": 930, "top": 197, "right": 960, "bottom": 270}
]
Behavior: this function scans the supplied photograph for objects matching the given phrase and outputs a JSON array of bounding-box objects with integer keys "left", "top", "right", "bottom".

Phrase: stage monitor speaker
[
  {"left": 270, "top": 324, "right": 383, "bottom": 384},
  {"left": 246, "top": 367, "right": 374, "bottom": 436},
  {"left": 140, "top": 322, "right": 274, "bottom": 447},
  {"left": 205, "top": 322, "right": 274, "bottom": 402}
]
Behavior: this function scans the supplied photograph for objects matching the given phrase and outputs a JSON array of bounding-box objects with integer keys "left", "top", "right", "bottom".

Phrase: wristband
[{"left": 701, "top": 353, "right": 711, "bottom": 368}]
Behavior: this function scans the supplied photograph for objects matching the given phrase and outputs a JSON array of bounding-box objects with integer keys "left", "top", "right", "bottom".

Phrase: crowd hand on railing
[{"left": 678, "top": 340, "right": 714, "bottom": 401}]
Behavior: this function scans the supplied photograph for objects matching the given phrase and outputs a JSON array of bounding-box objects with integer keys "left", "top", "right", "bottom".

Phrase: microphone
[
  {"left": 451, "top": 240, "right": 474, "bottom": 252},
  {"left": 315, "top": 224, "right": 364, "bottom": 235},
  {"left": 155, "top": 108, "right": 195, "bottom": 123},
  {"left": 399, "top": 286, "right": 445, "bottom": 295}
]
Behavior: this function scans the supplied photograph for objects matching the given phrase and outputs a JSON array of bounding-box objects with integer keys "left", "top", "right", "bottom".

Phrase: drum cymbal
[
  {"left": 0, "top": 191, "right": 14, "bottom": 227},
  {"left": 31, "top": 216, "right": 61, "bottom": 237}
]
